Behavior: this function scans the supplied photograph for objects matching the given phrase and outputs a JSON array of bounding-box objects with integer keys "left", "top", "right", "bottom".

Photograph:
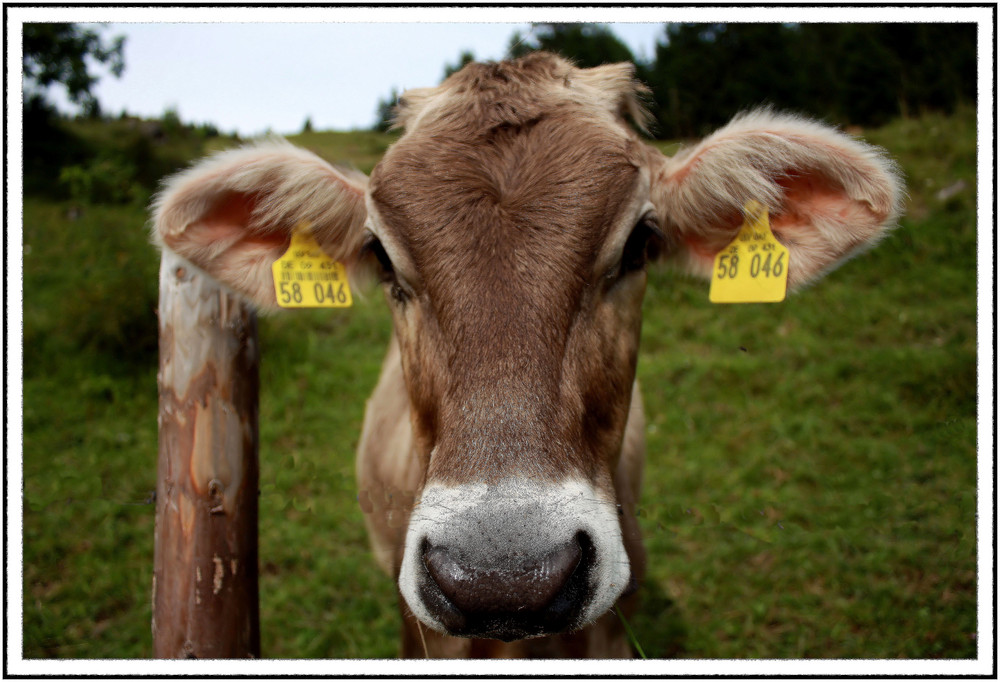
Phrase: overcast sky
[
  {"left": 46, "top": 21, "right": 668, "bottom": 137},
  {"left": 22, "top": 5, "right": 968, "bottom": 138}
]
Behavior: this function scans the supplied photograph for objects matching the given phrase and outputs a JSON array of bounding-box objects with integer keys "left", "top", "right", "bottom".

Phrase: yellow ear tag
[
  {"left": 271, "top": 222, "right": 352, "bottom": 308},
  {"left": 709, "top": 201, "right": 789, "bottom": 304}
]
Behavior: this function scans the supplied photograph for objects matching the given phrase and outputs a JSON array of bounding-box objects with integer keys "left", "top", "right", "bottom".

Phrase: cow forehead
[
  {"left": 368, "top": 115, "right": 642, "bottom": 331},
  {"left": 364, "top": 53, "right": 650, "bottom": 349},
  {"left": 367, "top": 52, "right": 649, "bottom": 262},
  {"left": 371, "top": 115, "right": 641, "bottom": 253}
]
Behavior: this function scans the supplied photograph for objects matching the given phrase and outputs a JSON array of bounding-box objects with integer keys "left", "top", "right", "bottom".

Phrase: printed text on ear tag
[
  {"left": 271, "top": 222, "right": 352, "bottom": 308},
  {"left": 709, "top": 201, "right": 789, "bottom": 304}
]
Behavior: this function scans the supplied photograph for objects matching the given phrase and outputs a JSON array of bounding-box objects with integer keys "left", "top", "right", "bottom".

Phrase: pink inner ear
[
  {"left": 185, "top": 192, "right": 289, "bottom": 253},
  {"left": 195, "top": 192, "right": 255, "bottom": 240},
  {"left": 189, "top": 193, "right": 253, "bottom": 242},
  {"left": 771, "top": 173, "right": 878, "bottom": 244},
  {"left": 680, "top": 172, "right": 876, "bottom": 277}
]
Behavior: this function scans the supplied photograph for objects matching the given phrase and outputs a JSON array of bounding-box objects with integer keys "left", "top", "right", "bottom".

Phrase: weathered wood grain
[{"left": 153, "top": 249, "right": 260, "bottom": 658}]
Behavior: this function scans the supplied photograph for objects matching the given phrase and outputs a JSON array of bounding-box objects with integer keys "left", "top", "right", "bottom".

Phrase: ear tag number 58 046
[
  {"left": 272, "top": 222, "right": 353, "bottom": 308},
  {"left": 709, "top": 201, "right": 789, "bottom": 304}
]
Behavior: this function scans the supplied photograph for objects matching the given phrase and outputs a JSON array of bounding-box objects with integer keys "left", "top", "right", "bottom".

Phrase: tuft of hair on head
[
  {"left": 567, "top": 59, "right": 653, "bottom": 135},
  {"left": 393, "top": 52, "right": 653, "bottom": 136},
  {"left": 391, "top": 87, "right": 437, "bottom": 131}
]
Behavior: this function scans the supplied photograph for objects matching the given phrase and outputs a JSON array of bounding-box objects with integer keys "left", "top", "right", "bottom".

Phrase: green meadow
[{"left": 20, "top": 108, "right": 978, "bottom": 659}]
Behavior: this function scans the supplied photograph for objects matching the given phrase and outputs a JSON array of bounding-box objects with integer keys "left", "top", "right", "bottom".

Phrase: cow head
[{"left": 153, "top": 53, "right": 902, "bottom": 642}]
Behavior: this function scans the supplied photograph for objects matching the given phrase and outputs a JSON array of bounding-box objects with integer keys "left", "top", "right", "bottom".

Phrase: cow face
[
  {"left": 364, "top": 69, "right": 658, "bottom": 639},
  {"left": 152, "top": 53, "right": 902, "bottom": 645}
]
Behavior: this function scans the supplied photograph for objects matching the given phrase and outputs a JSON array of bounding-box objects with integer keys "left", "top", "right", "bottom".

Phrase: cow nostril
[
  {"left": 423, "top": 541, "right": 582, "bottom": 614},
  {"left": 420, "top": 533, "right": 593, "bottom": 639}
]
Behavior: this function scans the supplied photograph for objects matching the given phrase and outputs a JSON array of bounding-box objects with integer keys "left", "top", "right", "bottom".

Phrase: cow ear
[
  {"left": 152, "top": 140, "right": 369, "bottom": 309},
  {"left": 648, "top": 110, "right": 903, "bottom": 290}
]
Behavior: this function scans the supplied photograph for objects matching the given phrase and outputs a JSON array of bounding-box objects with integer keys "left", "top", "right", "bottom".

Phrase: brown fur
[
  {"left": 152, "top": 52, "right": 902, "bottom": 659},
  {"left": 369, "top": 79, "right": 647, "bottom": 487}
]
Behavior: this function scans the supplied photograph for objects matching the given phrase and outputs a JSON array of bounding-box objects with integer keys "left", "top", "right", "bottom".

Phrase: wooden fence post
[{"left": 153, "top": 249, "right": 261, "bottom": 658}]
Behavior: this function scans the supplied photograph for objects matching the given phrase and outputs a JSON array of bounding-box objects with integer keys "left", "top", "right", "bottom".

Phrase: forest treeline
[
  {"left": 22, "top": 21, "right": 978, "bottom": 202},
  {"left": 379, "top": 23, "right": 977, "bottom": 138}
]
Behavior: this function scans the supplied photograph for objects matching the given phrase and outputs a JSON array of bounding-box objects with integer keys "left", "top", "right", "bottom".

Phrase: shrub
[{"left": 59, "top": 155, "right": 146, "bottom": 205}]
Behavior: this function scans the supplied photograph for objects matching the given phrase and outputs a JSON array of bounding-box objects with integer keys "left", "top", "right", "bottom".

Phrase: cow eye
[
  {"left": 361, "top": 234, "right": 394, "bottom": 279},
  {"left": 618, "top": 215, "right": 665, "bottom": 279},
  {"left": 361, "top": 234, "right": 408, "bottom": 303}
]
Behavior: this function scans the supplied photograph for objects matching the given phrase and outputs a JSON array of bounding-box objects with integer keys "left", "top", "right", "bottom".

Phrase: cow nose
[{"left": 419, "top": 532, "right": 593, "bottom": 641}]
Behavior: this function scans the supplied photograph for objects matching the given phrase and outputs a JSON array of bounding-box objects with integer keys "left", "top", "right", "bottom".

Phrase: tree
[
  {"left": 508, "top": 23, "right": 636, "bottom": 68},
  {"left": 22, "top": 22, "right": 125, "bottom": 117},
  {"left": 643, "top": 23, "right": 808, "bottom": 138},
  {"left": 643, "top": 23, "right": 976, "bottom": 138},
  {"left": 443, "top": 50, "right": 476, "bottom": 79},
  {"left": 372, "top": 87, "right": 401, "bottom": 132}
]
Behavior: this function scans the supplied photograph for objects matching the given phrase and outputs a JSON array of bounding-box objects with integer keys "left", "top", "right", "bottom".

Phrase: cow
[{"left": 152, "top": 52, "right": 902, "bottom": 658}]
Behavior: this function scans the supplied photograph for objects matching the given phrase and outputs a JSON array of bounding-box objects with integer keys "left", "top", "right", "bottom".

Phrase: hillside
[{"left": 20, "top": 109, "right": 979, "bottom": 659}]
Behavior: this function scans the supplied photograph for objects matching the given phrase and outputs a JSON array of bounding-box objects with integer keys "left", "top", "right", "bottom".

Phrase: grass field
[{"left": 19, "top": 107, "right": 979, "bottom": 660}]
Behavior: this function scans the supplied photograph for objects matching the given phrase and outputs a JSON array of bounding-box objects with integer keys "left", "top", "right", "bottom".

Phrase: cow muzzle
[{"left": 398, "top": 479, "right": 631, "bottom": 641}]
